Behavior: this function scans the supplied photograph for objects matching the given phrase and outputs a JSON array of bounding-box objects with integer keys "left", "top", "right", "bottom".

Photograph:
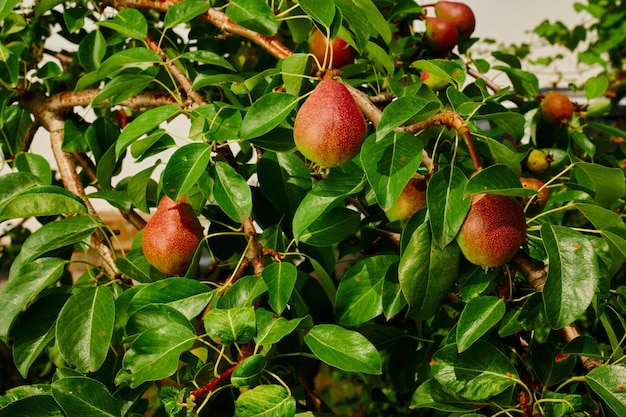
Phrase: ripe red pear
[
  {"left": 142, "top": 194, "right": 204, "bottom": 276},
  {"left": 457, "top": 193, "right": 527, "bottom": 269},
  {"left": 386, "top": 178, "right": 427, "bottom": 223},
  {"left": 424, "top": 17, "right": 459, "bottom": 55},
  {"left": 293, "top": 79, "right": 367, "bottom": 168},
  {"left": 308, "top": 27, "right": 354, "bottom": 69},
  {"left": 434, "top": 1, "right": 476, "bottom": 41},
  {"left": 541, "top": 91, "right": 574, "bottom": 126}
]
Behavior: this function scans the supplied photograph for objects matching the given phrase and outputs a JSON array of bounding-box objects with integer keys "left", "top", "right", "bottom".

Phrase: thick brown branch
[{"left": 47, "top": 90, "right": 179, "bottom": 111}]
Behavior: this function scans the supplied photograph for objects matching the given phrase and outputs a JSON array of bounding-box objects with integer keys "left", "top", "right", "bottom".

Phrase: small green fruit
[
  {"left": 457, "top": 193, "right": 527, "bottom": 269},
  {"left": 293, "top": 79, "right": 367, "bottom": 168},
  {"left": 308, "top": 27, "right": 354, "bottom": 69},
  {"left": 386, "top": 178, "right": 427, "bottom": 223},
  {"left": 142, "top": 195, "right": 204, "bottom": 276},
  {"left": 541, "top": 91, "right": 574, "bottom": 126},
  {"left": 434, "top": 1, "right": 476, "bottom": 41},
  {"left": 424, "top": 17, "right": 459, "bottom": 55},
  {"left": 525, "top": 149, "right": 552, "bottom": 174}
]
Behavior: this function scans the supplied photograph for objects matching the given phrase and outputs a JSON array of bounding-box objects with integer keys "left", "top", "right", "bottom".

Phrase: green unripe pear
[
  {"left": 525, "top": 149, "right": 552, "bottom": 174},
  {"left": 433, "top": 1, "right": 476, "bottom": 41},
  {"left": 386, "top": 178, "right": 427, "bottom": 223},
  {"left": 142, "top": 194, "right": 204, "bottom": 276},
  {"left": 308, "top": 27, "right": 354, "bottom": 69},
  {"left": 457, "top": 193, "right": 527, "bottom": 269},
  {"left": 293, "top": 79, "right": 367, "bottom": 168}
]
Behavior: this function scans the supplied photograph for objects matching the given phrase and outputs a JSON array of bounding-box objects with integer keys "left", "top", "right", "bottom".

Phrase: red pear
[
  {"left": 520, "top": 177, "right": 550, "bottom": 216},
  {"left": 541, "top": 91, "right": 574, "bottom": 126},
  {"left": 457, "top": 194, "right": 527, "bottom": 269},
  {"left": 142, "top": 195, "right": 204, "bottom": 276},
  {"left": 386, "top": 178, "right": 427, "bottom": 223},
  {"left": 434, "top": 1, "right": 476, "bottom": 41},
  {"left": 424, "top": 17, "right": 458, "bottom": 55},
  {"left": 308, "top": 27, "right": 354, "bottom": 69},
  {"left": 293, "top": 79, "right": 367, "bottom": 168}
]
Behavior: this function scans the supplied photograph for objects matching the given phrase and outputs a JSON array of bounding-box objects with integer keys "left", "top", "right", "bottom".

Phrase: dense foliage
[{"left": 1, "top": 0, "right": 625, "bottom": 416}]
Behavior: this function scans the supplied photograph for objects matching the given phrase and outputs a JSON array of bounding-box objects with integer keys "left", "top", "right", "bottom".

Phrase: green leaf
[
  {"left": 456, "top": 296, "right": 505, "bottom": 353},
  {"left": 204, "top": 306, "right": 256, "bottom": 345},
  {"left": 586, "top": 365, "right": 626, "bottom": 415},
  {"left": 161, "top": 142, "right": 212, "bottom": 202},
  {"left": 477, "top": 112, "right": 525, "bottom": 141},
  {"left": 572, "top": 162, "right": 625, "bottom": 208},
  {"left": 212, "top": 160, "right": 253, "bottom": 223},
  {"left": 218, "top": 275, "right": 268, "bottom": 309},
  {"left": 584, "top": 75, "right": 609, "bottom": 100},
  {"left": 0, "top": 395, "right": 64, "bottom": 417},
  {"left": 56, "top": 286, "right": 115, "bottom": 374},
  {"left": 234, "top": 384, "right": 296, "bottom": 417},
  {"left": 262, "top": 262, "right": 298, "bottom": 315},
  {"left": 304, "top": 324, "right": 382, "bottom": 374},
  {"left": 541, "top": 225, "right": 600, "bottom": 329},
  {"left": 299, "top": 0, "right": 336, "bottom": 27},
  {"left": 0, "top": 172, "right": 42, "bottom": 206},
  {"left": 125, "top": 304, "right": 193, "bottom": 340},
  {"left": 282, "top": 53, "right": 310, "bottom": 96},
  {"left": 240, "top": 93, "right": 299, "bottom": 140},
  {"left": 0, "top": 186, "right": 88, "bottom": 221},
  {"left": 98, "top": 8, "right": 147, "bottom": 40},
  {"left": 127, "top": 278, "right": 214, "bottom": 320},
  {"left": 335, "top": 255, "right": 398, "bottom": 326},
  {"left": 51, "top": 376, "right": 121, "bottom": 417},
  {"left": 257, "top": 151, "right": 312, "bottom": 217},
  {"left": 427, "top": 165, "right": 470, "bottom": 248},
  {"left": 0, "top": 0, "right": 20, "bottom": 21},
  {"left": 0, "top": 258, "right": 66, "bottom": 343},
  {"left": 464, "top": 164, "right": 533, "bottom": 198},
  {"left": 164, "top": 1, "right": 210, "bottom": 29},
  {"left": 93, "top": 74, "right": 155, "bottom": 106},
  {"left": 297, "top": 206, "right": 361, "bottom": 247},
  {"left": 352, "top": 0, "right": 392, "bottom": 44},
  {"left": 410, "top": 380, "right": 481, "bottom": 412},
  {"left": 411, "top": 59, "right": 466, "bottom": 88},
  {"left": 14, "top": 152, "right": 52, "bottom": 184},
  {"left": 361, "top": 131, "right": 424, "bottom": 210},
  {"left": 13, "top": 293, "right": 68, "bottom": 378},
  {"left": 226, "top": 0, "right": 278, "bottom": 36},
  {"left": 78, "top": 30, "right": 106, "bottom": 73},
  {"left": 97, "top": 48, "right": 162, "bottom": 80},
  {"left": 431, "top": 341, "right": 518, "bottom": 401},
  {"left": 115, "top": 322, "right": 195, "bottom": 388},
  {"left": 254, "top": 309, "right": 312, "bottom": 349},
  {"left": 375, "top": 97, "right": 432, "bottom": 140},
  {"left": 574, "top": 202, "right": 625, "bottom": 231},
  {"left": 231, "top": 355, "right": 268, "bottom": 389},
  {"left": 182, "top": 50, "right": 235, "bottom": 71},
  {"left": 115, "top": 105, "right": 181, "bottom": 158}
]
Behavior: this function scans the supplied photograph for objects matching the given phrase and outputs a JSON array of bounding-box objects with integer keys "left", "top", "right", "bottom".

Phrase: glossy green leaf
[
  {"left": 125, "top": 304, "right": 193, "bottom": 340},
  {"left": 456, "top": 296, "right": 505, "bottom": 353},
  {"left": 234, "top": 384, "right": 296, "bottom": 417},
  {"left": 240, "top": 92, "right": 298, "bottom": 140},
  {"left": 431, "top": 341, "right": 518, "bottom": 401},
  {"left": 0, "top": 186, "right": 88, "bottom": 221},
  {"left": 115, "top": 105, "right": 181, "bottom": 158},
  {"left": 0, "top": 172, "right": 43, "bottom": 206},
  {"left": 231, "top": 354, "right": 268, "bottom": 388},
  {"left": 98, "top": 8, "right": 147, "bottom": 40},
  {"left": 572, "top": 162, "right": 625, "bottom": 208},
  {"left": 541, "top": 224, "right": 600, "bottom": 329},
  {"left": 127, "top": 277, "right": 214, "bottom": 320},
  {"left": 127, "top": 164, "right": 157, "bottom": 213},
  {"left": 586, "top": 364, "right": 626, "bottom": 415},
  {"left": 257, "top": 151, "right": 312, "bottom": 217},
  {"left": 115, "top": 248, "right": 165, "bottom": 283},
  {"left": 464, "top": 164, "right": 534, "bottom": 197},
  {"left": 361, "top": 131, "right": 424, "bottom": 210},
  {"left": 51, "top": 376, "right": 121, "bottom": 417},
  {"left": 304, "top": 324, "right": 382, "bottom": 374},
  {"left": 0, "top": 395, "right": 64, "bottom": 417},
  {"left": 212, "top": 160, "right": 253, "bottom": 223},
  {"left": 226, "top": 0, "right": 278, "bottom": 36},
  {"left": 410, "top": 380, "right": 482, "bottom": 412},
  {"left": 63, "top": 7, "right": 91, "bottom": 33},
  {"left": 493, "top": 65, "right": 539, "bottom": 99},
  {"left": 97, "top": 48, "right": 162, "bottom": 80},
  {"left": 427, "top": 165, "right": 470, "bottom": 248},
  {"left": 375, "top": 97, "right": 432, "bottom": 140},
  {"left": 115, "top": 321, "right": 195, "bottom": 388},
  {"left": 56, "top": 286, "right": 115, "bottom": 373},
  {"left": 0, "top": 258, "right": 66, "bottom": 343},
  {"left": 297, "top": 206, "right": 361, "bottom": 247},
  {"left": 0, "top": 0, "right": 20, "bottom": 21},
  {"left": 477, "top": 112, "right": 525, "bottom": 141},
  {"left": 293, "top": 168, "right": 366, "bottom": 242},
  {"left": 262, "top": 262, "right": 298, "bottom": 315},
  {"left": 254, "top": 309, "right": 312, "bottom": 349},
  {"left": 161, "top": 142, "right": 212, "bottom": 202},
  {"left": 335, "top": 255, "right": 398, "bottom": 326},
  {"left": 204, "top": 306, "right": 256, "bottom": 345},
  {"left": 411, "top": 59, "right": 465, "bottom": 88},
  {"left": 93, "top": 74, "right": 155, "bottom": 106},
  {"left": 282, "top": 53, "right": 310, "bottom": 96},
  {"left": 299, "top": 0, "right": 336, "bottom": 27},
  {"left": 218, "top": 275, "right": 268, "bottom": 309},
  {"left": 182, "top": 50, "right": 235, "bottom": 71},
  {"left": 189, "top": 103, "right": 242, "bottom": 142},
  {"left": 574, "top": 202, "right": 625, "bottom": 230},
  {"left": 14, "top": 152, "right": 52, "bottom": 184},
  {"left": 602, "top": 226, "right": 626, "bottom": 275},
  {"left": 164, "top": 1, "right": 210, "bottom": 29},
  {"left": 13, "top": 293, "right": 69, "bottom": 378},
  {"left": 78, "top": 30, "right": 106, "bottom": 73}
]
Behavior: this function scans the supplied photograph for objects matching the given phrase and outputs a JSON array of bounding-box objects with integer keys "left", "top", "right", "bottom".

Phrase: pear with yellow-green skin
[
  {"left": 293, "top": 79, "right": 367, "bottom": 168},
  {"left": 142, "top": 194, "right": 204, "bottom": 276}
]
